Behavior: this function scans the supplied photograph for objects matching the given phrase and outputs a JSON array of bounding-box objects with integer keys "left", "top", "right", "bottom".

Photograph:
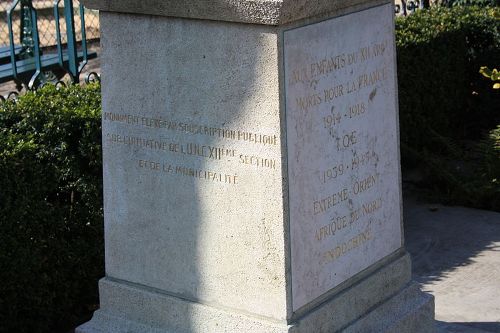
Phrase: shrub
[
  {"left": 443, "top": 0, "right": 500, "bottom": 7},
  {"left": 473, "top": 125, "right": 500, "bottom": 208},
  {"left": 0, "top": 83, "right": 103, "bottom": 333},
  {"left": 480, "top": 66, "right": 500, "bottom": 89},
  {"left": 396, "top": 6, "right": 500, "bottom": 148},
  {"left": 396, "top": 6, "right": 500, "bottom": 211}
]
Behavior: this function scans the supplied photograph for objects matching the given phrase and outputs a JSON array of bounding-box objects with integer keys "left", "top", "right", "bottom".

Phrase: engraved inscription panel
[
  {"left": 99, "top": 18, "right": 287, "bottom": 318},
  {"left": 103, "top": 113, "right": 280, "bottom": 186},
  {"left": 284, "top": 4, "right": 403, "bottom": 310}
]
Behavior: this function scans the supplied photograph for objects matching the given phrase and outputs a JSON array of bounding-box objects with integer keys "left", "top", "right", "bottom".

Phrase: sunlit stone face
[{"left": 284, "top": 3, "right": 403, "bottom": 310}]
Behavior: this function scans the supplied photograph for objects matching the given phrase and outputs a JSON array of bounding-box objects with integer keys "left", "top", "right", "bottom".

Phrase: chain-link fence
[{"left": 0, "top": 0, "right": 99, "bottom": 48}]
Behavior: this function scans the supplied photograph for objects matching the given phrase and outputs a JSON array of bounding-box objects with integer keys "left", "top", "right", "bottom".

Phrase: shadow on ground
[
  {"left": 437, "top": 321, "right": 500, "bottom": 333},
  {"left": 404, "top": 192, "right": 500, "bottom": 332},
  {"left": 404, "top": 194, "right": 500, "bottom": 284}
]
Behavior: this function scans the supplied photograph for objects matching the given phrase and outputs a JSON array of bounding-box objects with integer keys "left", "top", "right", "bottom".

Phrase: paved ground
[{"left": 405, "top": 195, "right": 500, "bottom": 332}]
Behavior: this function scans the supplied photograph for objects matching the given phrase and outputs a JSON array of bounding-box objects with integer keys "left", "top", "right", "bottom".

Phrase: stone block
[{"left": 77, "top": 1, "right": 435, "bottom": 331}]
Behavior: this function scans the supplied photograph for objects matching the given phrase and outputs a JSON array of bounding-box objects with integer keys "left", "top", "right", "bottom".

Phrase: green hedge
[
  {"left": 396, "top": 6, "right": 500, "bottom": 210},
  {"left": 0, "top": 84, "right": 103, "bottom": 333}
]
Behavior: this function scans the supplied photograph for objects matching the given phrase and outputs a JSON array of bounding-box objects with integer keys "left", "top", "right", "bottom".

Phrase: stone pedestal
[{"left": 78, "top": 1, "right": 435, "bottom": 332}]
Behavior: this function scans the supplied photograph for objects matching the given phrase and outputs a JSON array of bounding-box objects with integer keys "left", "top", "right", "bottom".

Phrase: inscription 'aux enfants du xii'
[{"left": 288, "top": 40, "right": 388, "bottom": 87}]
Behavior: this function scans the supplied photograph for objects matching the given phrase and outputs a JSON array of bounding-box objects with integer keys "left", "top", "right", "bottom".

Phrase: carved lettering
[
  {"left": 103, "top": 113, "right": 279, "bottom": 147},
  {"left": 321, "top": 228, "right": 373, "bottom": 264},
  {"left": 239, "top": 154, "right": 277, "bottom": 170},
  {"left": 313, "top": 188, "right": 349, "bottom": 216},
  {"left": 352, "top": 173, "right": 378, "bottom": 195}
]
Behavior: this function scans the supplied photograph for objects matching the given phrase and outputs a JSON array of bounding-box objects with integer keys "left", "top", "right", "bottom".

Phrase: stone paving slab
[{"left": 404, "top": 195, "right": 500, "bottom": 333}]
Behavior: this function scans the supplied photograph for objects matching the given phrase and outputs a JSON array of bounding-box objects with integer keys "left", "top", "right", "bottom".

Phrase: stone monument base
[{"left": 77, "top": 253, "right": 434, "bottom": 333}]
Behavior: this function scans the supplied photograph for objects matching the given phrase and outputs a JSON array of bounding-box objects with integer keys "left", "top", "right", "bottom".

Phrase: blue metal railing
[
  {"left": 54, "top": 0, "right": 88, "bottom": 82},
  {"left": 4, "top": 0, "right": 95, "bottom": 89}
]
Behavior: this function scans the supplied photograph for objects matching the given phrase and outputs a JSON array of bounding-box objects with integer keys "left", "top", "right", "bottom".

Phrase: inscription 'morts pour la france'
[{"left": 284, "top": 4, "right": 403, "bottom": 311}]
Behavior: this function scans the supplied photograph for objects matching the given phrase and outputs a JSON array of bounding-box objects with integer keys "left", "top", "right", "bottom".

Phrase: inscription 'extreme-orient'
[{"left": 285, "top": 4, "right": 403, "bottom": 311}]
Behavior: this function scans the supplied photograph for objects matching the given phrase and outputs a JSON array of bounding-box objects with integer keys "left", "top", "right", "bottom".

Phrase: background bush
[
  {"left": 396, "top": 6, "right": 500, "bottom": 210},
  {"left": 0, "top": 83, "right": 103, "bottom": 333}
]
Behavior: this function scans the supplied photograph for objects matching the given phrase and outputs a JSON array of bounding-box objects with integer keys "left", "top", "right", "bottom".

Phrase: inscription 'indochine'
[{"left": 321, "top": 228, "right": 373, "bottom": 264}]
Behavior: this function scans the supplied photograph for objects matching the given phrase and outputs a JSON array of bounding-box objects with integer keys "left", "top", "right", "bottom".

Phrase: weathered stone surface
[
  {"left": 341, "top": 283, "right": 435, "bottom": 333},
  {"left": 80, "top": 0, "right": 388, "bottom": 25},
  {"left": 99, "top": 11, "right": 287, "bottom": 320},
  {"left": 284, "top": 3, "right": 402, "bottom": 310},
  {"left": 78, "top": 253, "right": 434, "bottom": 333}
]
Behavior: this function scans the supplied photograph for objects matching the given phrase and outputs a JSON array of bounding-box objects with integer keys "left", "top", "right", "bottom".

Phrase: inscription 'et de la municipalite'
[{"left": 137, "top": 159, "right": 239, "bottom": 185}]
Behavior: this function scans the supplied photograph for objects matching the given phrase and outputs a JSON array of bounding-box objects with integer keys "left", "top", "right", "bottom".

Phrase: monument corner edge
[{"left": 79, "top": 0, "right": 392, "bottom": 25}]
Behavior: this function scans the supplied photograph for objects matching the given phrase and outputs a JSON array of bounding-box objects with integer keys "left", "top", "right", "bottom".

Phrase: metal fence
[
  {"left": 0, "top": 0, "right": 99, "bottom": 48},
  {"left": 394, "top": 0, "right": 426, "bottom": 15}
]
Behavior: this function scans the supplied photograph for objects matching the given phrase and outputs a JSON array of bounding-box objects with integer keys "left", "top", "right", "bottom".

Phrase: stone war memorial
[{"left": 78, "top": 0, "right": 435, "bottom": 332}]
